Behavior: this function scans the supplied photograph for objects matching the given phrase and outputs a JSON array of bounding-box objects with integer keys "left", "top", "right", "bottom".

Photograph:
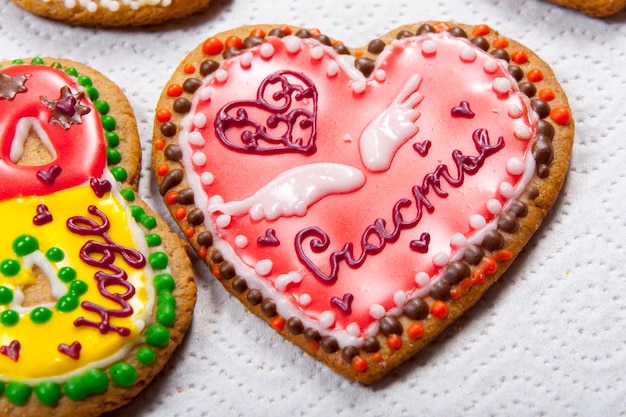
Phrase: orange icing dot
[
  {"left": 354, "top": 50, "right": 364, "bottom": 58},
  {"left": 174, "top": 207, "right": 187, "bottom": 220},
  {"left": 280, "top": 25, "right": 292, "bottom": 36},
  {"left": 156, "top": 163, "right": 170, "bottom": 176},
  {"left": 308, "top": 340, "right": 320, "bottom": 352},
  {"left": 539, "top": 88, "right": 555, "bottom": 101},
  {"left": 183, "top": 64, "right": 196, "bottom": 74},
  {"left": 527, "top": 68, "right": 544, "bottom": 82},
  {"left": 271, "top": 315, "right": 286, "bottom": 330},
  {"left": 198, "top": 246, "right": 208, "bottom": 259},
  {"left": 511, "top": 50, "right": 528, "bottom": 64},
  {"left": 430, "top": 300, "right": 449, "bottom": 319},
  {"left": 351, "top": 355, "right": 368, "bottom": 372},
  {"left": 478, "top": 256, "right": 497, "bottom": 275},
  {"left": 184, "top": 226, "right": 196, "bottom": 238},
  {"left": 309, "top": 28, "right": 321, "bottom": 37},
  {"left": 167, "top": 84, "right": 183, "bottom": 97},
  {"left": 224, "top": 35, "right": 243, "bottom": 50},
  {"left": 433, "top": 22, "right": 451, "bottom": 32},
  {"left": 164, "top": 190, "right": 178, "bottom": 205},
  {"left": 472, "top": 24, "right": 491, "bottom": 37},
  {"left": 203, "top": 37, "right": 224, "bottom": 56},
  {"left": 249, "top": 28, "right": 266, "bottom": 38},
  {"left": 493, "top": 249, "right": 513, "bottom": 262},
  {"left": 154, "top": 138, "right": 165, "bottom": 151},
  {"left": 472, "top": 270, "right": 486, "bottom": 285},
  {"left": 371, "top": 352, "right": 383, "bottom": 362},
  {"left": 459, "top": 277, "right": 475, "bottom": 293},
  {"left": 387, "top": 334, "right": 402, "bottom": 350},
  {"left": 550, "top": 106, "right": 571, "bottom": 125},
  {"left": 450, "top": 288, "right": 462, "bottom": 299},
  {"left": 211, "top": 264, "right": 221, "bottom": 277},
  {"left": 492, "top": 37, "right": 509, "bottom": 49},
  {"left": 407, "top": 322, "right": 424, "bottom": 339},
  {"left": 156, "top": 108, "right": 172, "bottom": 123}
]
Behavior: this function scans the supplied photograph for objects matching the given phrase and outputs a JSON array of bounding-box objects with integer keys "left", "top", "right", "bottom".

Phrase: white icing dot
[
  {"left": 460, "top": 46, "right": 477, "bottom": 62},
  {"left": 259, "top": 43, "right": 275, "bottom": 59},
  {"left": 187, "top": 131, "right": 206, "bottom": 146},
  {"left": 450, "top": 232, "right": 467, "bottom": 247},
  {"left": 215, "top": 214, "right": 231, "bottom": 228},
  {"left": 393, "top": 290, "right": 406, "bottom": 307},
  {"left": 86, "top": 1, "right": 97, "bottom": 12},
  {"left": 284, "top": 36, "right": 302, "bottom": 53},
  {"left": 507, "top": 157, "right": 525, "bottom": 175},
  {"left": 469, "top": 214, "right": 487, "bottom": 229},
  {"left": 500, "top": 182, "right": 515, "bottom": 199},
  {"left": 275, "top": 271, "right": 303, "bottom": 291},
  {"left": 319, "top": 311, "right": 336, "bottom": 328},
  {"left": 432, "top": 251, "right": 450, "bottom": 267},
  {"left": 483, "top": 59, "right": 499, "bottom": 74},
  {"left": 326, "top": 60, "right": 339, "bottom": 77},
  {"left": 492, "top": 77, "right": 512, "bottom": 95},
  {"left": 508, "top": 103, "right": 524, "bottom": 119},
  {"left": 197, "top": 86, "right": 213, "bottom": 101},
  {"left": 342, "top": 133, "right": 353, "bottom": 142},
  {"left": 299, "top": 293, "right": 312, "bottom": 306},
  {"left": 374, "top": 69, "right": 387, "bottom": 82},
  {"left": 192, "top": 151, "right": 207, "bottom": 167},
  {"left": 346, "top": 323, "right": 361, "bottom": 337},
  {"left": 421, "top": 40, "right": 437, "bottom": 55},
  {"left": 235, "top": 235, "right": 248, "bottom": 248},
  {"left": 487, "top": 198, "right": 503, "bottom": 215},
  {"left": 240, "top": 51, "right": 254, "bottom": 68},
  {"left": 514, "top": 124, "right": 533, "bottom": 140},
  {"left": 207, "top": 195, "right": 224, "bottom": 207},
  {"left": 310, "top": 45, "right": 324, "bottom": 60},
  {"left": 193, "top": 113, "right": 207, "bottom": 129},
  {"left": 200, "top": 171, "right": 215, "bottom": 185},
  {"left": 369, "top": 304, "right": 386, "bottom": 319},
  {"left": 351, "top": 80, "right": 366, "bottom": 94},
  {"left": 415, "top": 271, "right": 430, "bottom": 287},
  {"left": 214, "top": 69, "right": 229, "bottom": 83},
  {"left": 255, "top": 259, "right": 273, "bottom": 276}
]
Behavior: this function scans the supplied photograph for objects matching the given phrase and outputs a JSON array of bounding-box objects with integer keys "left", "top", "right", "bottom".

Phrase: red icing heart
[
  {"left": 0, "top": 340, "right": 21, "bottom": 362},
  {"left": 0, "top": 65, "right": 106, "bottom": 202},
  {"left": 179, "top": 33, "right": 538, "bottom": 341},
  {"left": 33, "top": 203, "right": 53, "bottom": 225}
]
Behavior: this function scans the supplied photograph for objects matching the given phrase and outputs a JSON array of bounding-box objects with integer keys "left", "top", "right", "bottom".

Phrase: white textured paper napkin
[{"left": 1, "top": 0, "right": 625, "bottom": 415}]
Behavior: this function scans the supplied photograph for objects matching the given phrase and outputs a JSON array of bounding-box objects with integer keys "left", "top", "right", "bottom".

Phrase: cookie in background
[{"left": 546, "top": 0, "right": 625, "bottom": 16}]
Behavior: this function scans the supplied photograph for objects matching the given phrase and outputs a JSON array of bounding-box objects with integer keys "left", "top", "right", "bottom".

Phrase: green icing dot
[
  {"left": 146, "top": 233, "right": 163, "bottom": 247},
  {"left": 0, "top": 381, "right": 4, "bottom": 395},
  {"left": 45, "top": 247, "right": 65, "bottom": 262},
  {"left": 101, "top": 115, "right": 116, "bottom": 131},
  {"left": 50, "top": 62, "right": 63, "bottom": 69},
  {"left": 57, "top": 266, "right": 77, "bottom": 283},
  {"left": 136, "top": 347, "right": 156, "bottom": 365},
  {"left": 95, "top": 99, "right": 110, "bottom": 115},
  {"left": 56, "top": 294, "right": 79, "bottom": 312},
  {"left": 111, "top": 167, "right": 128, "bottom": 182},
  {"left": 30, "top": 57, "right": 44, "bottom": 65},
  {"left": 110, "top": 362, "right": 137, "bottom": 387},
  {"left": 77, "top": 75, "right": 92, "bottom": 87},
  {"left": 1, "top": 310, "right": 19, "bottom": 326},
  {"left": 148, "top": 252, "right": 168, "bottom": 270},
  {"left": 63, "top": 369, "right": 109, "bottom": 401},
  {"left": 144, "top": 324, "right": 170, "bottom": 347},
  {"left": 0, "top": 286, "right": 14, "bottom": 304},
  {"left": 129, "top": 205, "right": 145, "bottom": 220},
  {"left": 107, "top": 147, "right": 122, "bottom": 165},
  {"left": 0, "top": 259, "right": 20, "bottom": 277},
  {"left": 70, "top": 280, "right": 88, "bottom": 296},
  {"left": 154, "top": 274, "right": 175, "bottom": 292},
  {"left": 30, "top": 307, "right": 53, "bottom": 324},
  {"left": 157, "top": 303, "right": 176, "bottom": 327},
  {"left": 5, "top": 382, "right": 32, "bottom": 405},
  {"left": 139, "top": 215, "right": 157, "bottom": 230},
  {"left": 120, "top": 188, "right": 135, "bottom": 202},
  {"left": 85, "top": 86, "right": 99, "bottom": 101},
  {"left": 12, "top": 235, "right": 39, "bottom": 256},
  {"left": 34, "top": 381, "right": 61, "bottom": 407},
  {"left": 157, "top": 291, "right": 176, "bottom": 307},
  {"left": 105, "top": 131, "right": 120, "bottom": 147},
  {"left": 64, "top": 67, "right": 78, "bottom": 77},
  {"left": 11, "top": 59, "right": 24, "bottom": 64}
]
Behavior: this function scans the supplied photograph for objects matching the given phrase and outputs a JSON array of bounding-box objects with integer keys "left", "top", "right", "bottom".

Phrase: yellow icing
[{"left": 0, "top": 184, "right": 151, "bottom": 381}]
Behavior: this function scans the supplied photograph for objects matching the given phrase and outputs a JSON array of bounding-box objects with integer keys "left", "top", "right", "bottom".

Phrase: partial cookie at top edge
[{"left": 546, "top": 0, "right": 626, "bottom": 16}]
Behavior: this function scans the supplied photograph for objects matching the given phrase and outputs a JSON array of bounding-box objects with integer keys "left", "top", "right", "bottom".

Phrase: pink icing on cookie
[
  {"left": 0, "top": 65, "right": 106, "bottom": 202},
  {"left": 181, "top": 33, "right": 537, "bottom": 341}
]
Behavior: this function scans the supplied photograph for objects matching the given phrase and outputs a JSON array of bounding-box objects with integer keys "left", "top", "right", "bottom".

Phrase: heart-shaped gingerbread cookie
[
  {"left": 153, "top": 23, "right": 574, "bottom": 383},
  {"left": 0, "top": 58, "right": 195, "bottom": 415}
]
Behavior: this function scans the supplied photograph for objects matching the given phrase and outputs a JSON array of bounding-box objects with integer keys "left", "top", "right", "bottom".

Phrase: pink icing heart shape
[{"left": 180, "top": 33, "right": 537, "bottom": 341}]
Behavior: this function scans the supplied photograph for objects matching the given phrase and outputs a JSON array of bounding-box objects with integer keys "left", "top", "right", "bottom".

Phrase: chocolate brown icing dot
[
  {"left": 173, "top": 98, "right": 191, "bottom": 114},
  {"left": 232, "top": 276, "right": 248, "bottom": 293},
  {"left": 219, "top": 262, "right": 236, "bottom": 280},
  {"left": 380, "top": 316, "right": 403, "bottom": 336},
  {"left": 463, "top": 244, "right": 484, "bottom": 265},
  {"left": 320, "top": 336, "right": 339, "bottom": 353},
  {"left": 160, "top": 121, "right": 177, "bottom": 137},
  {"left": 246, "top": 289, "right": 262, "bottom": 305},
  {"left": 403, "top": 298, "right": 429, "bottom": 320},
  {"left": 497, "top": 212, "right": 519, "bottom": 233},
  {"left": 159, "top": 169, "right": 183, "bottom": 195},
  {"left": 448, "top": 26, "right": 468, "bottom": 38},
  {"left": 211, "top": 251, "right": 223, "bottom": 263},
  {"left": 482, "top": 230, "right": 505, "bottom": 251},
  {"left": 333, "top": 44, "right": 350, "bottom": 55},
  {"left": 295, "top": 29, "right": 312, "bottom": 38},
  {"left": 537, "top": 164, "right": 550, "bottom": 178},
  {"left": 526, "top": 186, "right": 540, "bottom": 200},
  {"left": 531, "top": 99, "right": 551, "bottom": 119},
  {"left": 355, "top": 57, "right": 375, "bottom": 77},
  {"left": 164, "top": 144, "right": 182, "bottom": 162},
  {"left": 177, "top": 188, "right": 195, "bottom": 205},
  {"left": 199, "top": 59, "right": 219, "bottom": 76},
  {"left": 519, "top": 82, "right": 537, "bottom": 98},
  {"left": 491, "top": 48, "right": 510, "bottom": 62},
  {"left": 508, "top": 65, "right": 524, "bottom": 81},
  {"left": 223, "top": 46, "right": 240, "bottom": 59},
  {"left": 268, "top": 28, "right": 286, "bottom": 38},
  {"left": 197, "top": 231, "right": 213, "bottom": 247},
  {"left": 183, "top": 78, "right": 202, "bottom": 94},
  {"left": 286, "top": 317, "right": 304, "bottom": 335},
  {"left": 415, "top": 24, "right": 435, "bottom": 35},
  {"left": 430, "top": 281, "right": 451, "bottom": 301},
  {"left": 471, "top": 36, "right": 490, "bottom": 52},
  {"left": 443, "top": 261, "right": 471, "bottom": 285},
  {"left": 362, "top": 336, "right": 381, "bottom": 353},
  {"left": 537, "top": 120, "right": 555, "bottom": 140},
  {"left": 315, "top": 34, "right": 332, "bottom": 46},
  {"left": 342, "top": 346, "right": 359, "bottom": 363},
  {"left": 367, "top": 39, "right": 386, "bottom": 54},
  {"left": 260, "top": 298, "right": 277, "bottom": 317},
  {"left": 243, "top": 35, "right": 264, "bottom": 49},
  {"left": 509, "top": 200, "right": 528, "bottom": 218},
  {"left": 303, "top": 328, "right": 321, "bottom": 342},
  {"left": 396, "top": 29, "right": 414, "bottom": 39},
  {"left": 187, "top": 208, "right": 205, "bottom": 225}
]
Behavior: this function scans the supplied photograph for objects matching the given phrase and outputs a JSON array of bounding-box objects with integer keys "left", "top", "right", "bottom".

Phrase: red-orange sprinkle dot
[
  {"left": 472, "top": 24, "right": 491, "bottom": 37},
  {"left": 354, "top": 50, "right": 364, "bottom": 58},
  {"left": 527, "top": 68, "right": 544, "bottom": 82},
  {"left": 211, "top": 264, "right": 220, "bottom": 277},
  {"left": 479, "top": 256, "right": 497, "bottom": 275},
  {"left": 183, "top": 63, "right": 196, "bottom": 74},
  {"left": 156, "top": 163, "right": 169, "bottom": 176},
  {"left": 156, "top": 108, "right": 172, "bottom": 123},
  {"left": 371, "top": 352, "right": 383, "bottom": 363},
  {"left": 387, "top": 334, "right": 402, "bottom": 350},
  {"left": 224, "top": 35, "right": 243, "bottom": 50},
  {"left": 492, "top": 37, "right": 509, "bottom": 49},
  {"left": 174, "top": 207, "right": 187, "bottom": 220},
  {"left": 198, "top": 246, "right": 208, "bottom": 260},
  {"left": 351, "top": 355, "right": 368, "bottom": 372},
  {"left": 309, "top": 28, "right": 321, "bottom": 38},
  {"left": 493, "top": 249, "right": 514, "bottom": 262},
  {"left": 459, "top": 277, "right": 474, "bottom": 293},
  {"left": 430, "top": 300, "right": 449, "bottom": 319},
  {"left": 271, "top": 315, "right": 286, "bottom": 330},
  {"left": 202, "top": 37, "right": 224, "bottom": 55},
  {"left": 184, "top": 226, "right": 195, "bottom": 238},
  {"left": 472, "top": 270, "right": 485, "bottom": 285},
  {"left": 550, "top": 106, "right": 571, "bottom": 125},
  {"left": 511, "top": 50, "right": 528, "bottom": 64},
  {"left": 539, "top": 88, "right": 555, "bottom": 101},
  {"left": 154, "top": 138, "right": 165, "bottom": 151},
  {"left": 308, "top": 340, "right": 320, "bottom": 352},
  {"left": 167, "top": 84, "right": 183, "bottom": 97},
  {"left": 433, "top": 22, "right": 451, "bottom": 32},
  {"left": 249, "top": 27, "right": 266, "bottom": 38},
  {"left": 165, "top": 190, "right": 178, "bottom": 205},
  {"left": 407, "top": 322, "right": 424, "bottom": 339},
  {"left": 280, "top": 25, "right": 292, "bottom": 36}
]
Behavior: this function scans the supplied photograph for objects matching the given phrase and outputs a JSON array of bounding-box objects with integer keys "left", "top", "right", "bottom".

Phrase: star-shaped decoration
[
  {"left": 0, "top": 72, "right": 30, "bottom": 100},
  {"left": 40, "top": 86, "right": 91, "bottom": 129}
]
